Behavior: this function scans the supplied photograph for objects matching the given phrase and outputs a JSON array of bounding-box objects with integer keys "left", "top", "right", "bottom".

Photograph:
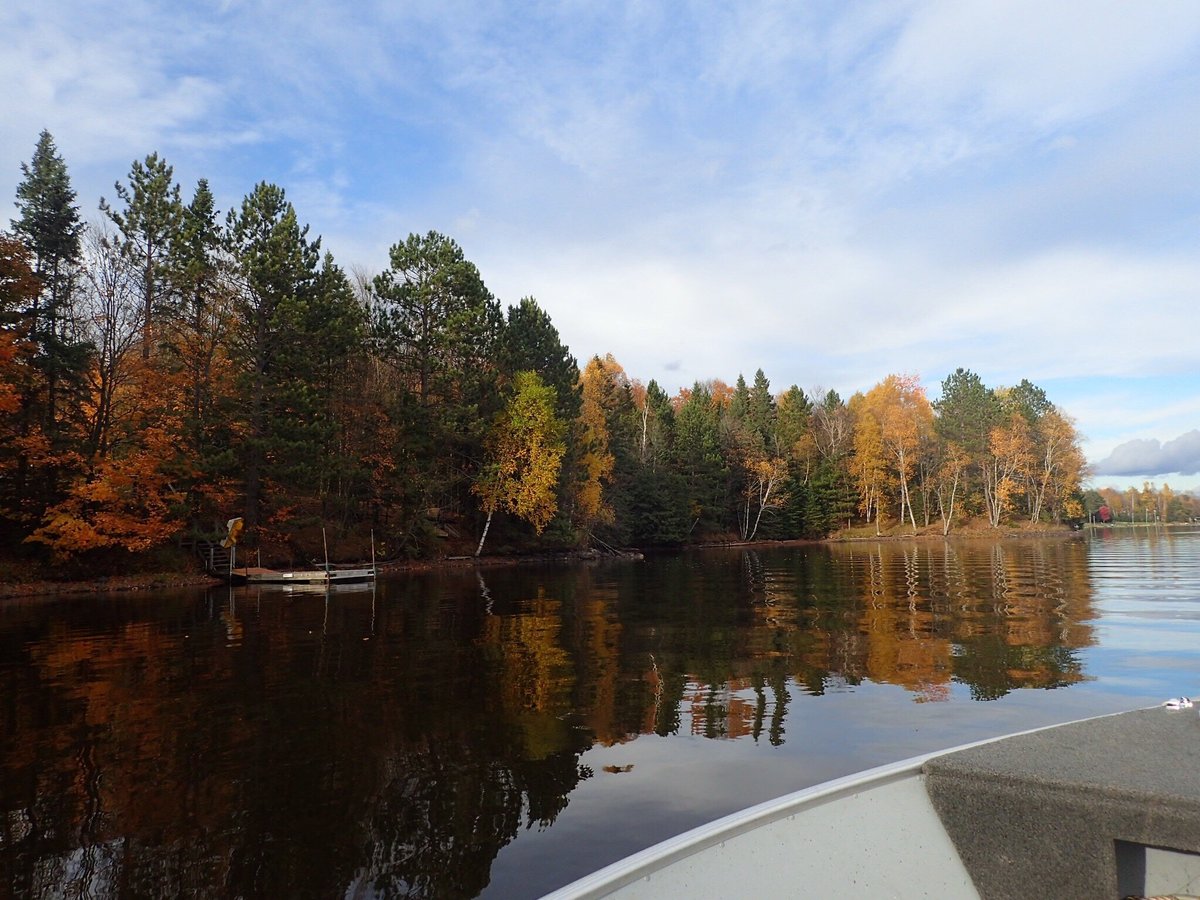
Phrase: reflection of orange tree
[
  {"left": 681, "top": 679, "right": 761, "bottom": 740},
  {"left": 3, "top": 589, "right": 594, "bottom": 898},
  {"left": 857, "top": 544, "right": 954, "bottom": 699},
  {"left": 820, "top": 540, "right": 1094, "bottom": 701}
]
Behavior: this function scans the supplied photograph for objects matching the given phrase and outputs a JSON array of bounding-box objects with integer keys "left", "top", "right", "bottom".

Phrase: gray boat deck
[{"left": 925, "top": 707, "right": 1200, "bottom": 899}]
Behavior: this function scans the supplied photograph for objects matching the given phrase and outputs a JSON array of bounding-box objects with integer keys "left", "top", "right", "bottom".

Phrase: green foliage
[
  {"left": 101, "top": 153, "right": 183, "bottom": 357},
  {"left": 673, "top": 383, "right": 729, "bottom": 536},
  {"left": 0, "top": 132, "right": 1098, "bottom": 566},
  {"left": 9, "top": 131, "right": 92, "bottom": 526},
  {"left": 500, "top": 297, "right": 580, "bottom": 421},
  {"left": 934, "top": 368, "right": 999, "bottom": 458},
  {"left": 372, "top": 232, "right": 503, "bottom": 538}
]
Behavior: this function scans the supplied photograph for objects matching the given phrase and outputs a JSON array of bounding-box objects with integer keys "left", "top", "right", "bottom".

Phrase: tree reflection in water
[{"left": 0, "top": 537, "right": 1101, "bottom": 897}]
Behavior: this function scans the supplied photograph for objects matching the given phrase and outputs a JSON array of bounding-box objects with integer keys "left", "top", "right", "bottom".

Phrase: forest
[{"left": 0, "top": 131, "right": 1189, "bottom": 576}]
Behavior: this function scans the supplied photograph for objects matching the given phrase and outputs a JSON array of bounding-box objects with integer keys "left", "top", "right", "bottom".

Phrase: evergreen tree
[
  {"left": 160, "top": 180, "right": 238, "bottom": 525},
  {"left": 101, "top": 153, "right": 183, "bottom": 358},
  {"left": 747, "top": 368, "right": 776, "bottom": 445},
  {"left": 673, "top": 382, "right": 728, "bottom": 537},
  {"left": 640, "top": 379, "right": 675, "bottom": 467},
  {"left": 371, "top": 231, "right": 503, "bottom": 542},
  {"left": 12, "top": 131, "right": 85, "bottom": 342},
  {"left": 1004, "top": 378, "right": 1051, "bottom": 423},
  {"left": 225, "top": 182, "right": 322, "bottom": 531},
  {"left": 10, "top": 130, "right": 91, "bottom": 515},
  {"left": 499, "top": 296, "right": 580, "bottom": 421},
  {"left": 934, "top": 368, "right": 1000, "bottom": 517}
]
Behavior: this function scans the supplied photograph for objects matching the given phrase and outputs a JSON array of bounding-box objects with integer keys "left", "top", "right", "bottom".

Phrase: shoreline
[{"left": 0, "top": 525, "right": 1111, "bottom": 600}]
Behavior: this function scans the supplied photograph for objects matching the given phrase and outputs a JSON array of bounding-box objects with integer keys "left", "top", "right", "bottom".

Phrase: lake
[{"left": 2, "top": 528, "right": 1198, "bottom": 898}]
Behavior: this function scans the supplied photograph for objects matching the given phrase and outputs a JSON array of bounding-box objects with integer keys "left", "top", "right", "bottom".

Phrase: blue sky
[{"left": 4, "top": 1, "right": 1199, "bottom": 492}]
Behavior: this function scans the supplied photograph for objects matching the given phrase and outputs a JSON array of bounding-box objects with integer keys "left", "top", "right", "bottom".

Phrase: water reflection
[{"left": 2, "top": 533, "right": 1182, "bottom": 898}]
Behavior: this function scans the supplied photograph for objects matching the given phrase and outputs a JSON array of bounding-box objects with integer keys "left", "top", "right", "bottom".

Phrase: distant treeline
[{"left": 0, "top": 132, "right": 1177, "bottom": 571}]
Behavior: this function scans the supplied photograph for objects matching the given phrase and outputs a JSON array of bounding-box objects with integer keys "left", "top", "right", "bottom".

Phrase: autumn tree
[
  {"left": 0, "top": 235, "right": 42, "bottom": 538},
  {"left": 983, "top": 413, "right": 1035, "bottom": 527},
  {"left": 573, "top": 355, "right": 638, "bottom": 541},
  {"left": 932, "top": 442, "right": 969, "bottom": 536},
  {"left": 26, "top": 423, "right": 184, "bottom": 556},
  {"left": 849, "top": 391, "right": 889, "bottom": 531},
  {"left": 1027, "top": 408, "right": 1085, "bottom": 523},
  {"left": 26, "top": 229, "right": 186, "bottom": 559},
  {"left": 473, "top": 371, "right": 566, "bottom": 555}
]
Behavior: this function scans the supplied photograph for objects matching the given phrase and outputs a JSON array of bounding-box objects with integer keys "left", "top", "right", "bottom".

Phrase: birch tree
[
  {"left": 983, "top": 414, "right": 1035, "bottom": 527},
  {"left": 473, "top": 371, "right": 565, "bottom": 556}
]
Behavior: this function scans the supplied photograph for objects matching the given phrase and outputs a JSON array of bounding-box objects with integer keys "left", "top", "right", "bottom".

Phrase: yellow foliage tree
[
  {"left": 849, "top": 392, "right": 889, "bottom": 529},
  {"left": 1028, "top": 408, "right": 1085, "bottom": 523},
  {"left": 983, "top": 413, "right": 1035, "bottom": 527},
  {"left": 856, "top": 374, "right": 933, "bottom": 531},
  {"left": 572, "top": 356, "right": 617, "bottom": 531},
  {"left": 472, "top": 371, "right": 566, "bottom": 556}
]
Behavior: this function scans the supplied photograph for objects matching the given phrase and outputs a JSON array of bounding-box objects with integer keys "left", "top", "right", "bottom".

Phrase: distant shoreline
[{"left": 0, "top": 525, "right": 1107, "bottom": 600}]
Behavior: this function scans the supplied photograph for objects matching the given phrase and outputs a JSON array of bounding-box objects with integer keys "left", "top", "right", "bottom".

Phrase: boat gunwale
[{"left": 541, "top": 707, "right": 1142, "bottom": 900}]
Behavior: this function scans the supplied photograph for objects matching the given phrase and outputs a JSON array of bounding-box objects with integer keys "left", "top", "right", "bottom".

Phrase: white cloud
[
  {"left": 6, "top": 1, "right": 1200, "bottom": 491},
  {"left": 878, "top": 1, "right": 1200, "bottom": 129},
  {"left": 1093, "top": 431, "right": 1200, "bottom": 478}
]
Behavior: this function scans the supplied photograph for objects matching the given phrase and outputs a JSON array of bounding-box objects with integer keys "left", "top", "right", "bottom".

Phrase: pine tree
[
  {"left": 371, "top": 231, "right": 503, "bottom": 535},
  {"left": 10, "top": 130, "right": 91, "bottom": 515},
  {"left": 499, "top": 296, "right": 580, "bottom": 421},
  {"left": 101, "top": 153, "right": 183, "bottom": 358},
  {"left": 12, "top": 131, "right": 85, "bottom": 341},
  {"left": 225, "top": 182, "right": 322, "bottom": 531}
]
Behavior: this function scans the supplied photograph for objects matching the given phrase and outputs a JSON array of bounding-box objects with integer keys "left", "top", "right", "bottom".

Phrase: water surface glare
[{"left": 1, "top": 528, "right": 1198, "bottom": 898}]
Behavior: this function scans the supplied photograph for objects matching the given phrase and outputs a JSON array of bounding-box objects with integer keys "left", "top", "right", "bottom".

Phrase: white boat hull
[
  {"left": 543, "top": 754, "right": 977, "bottom": 900},
  {"left": 544, "top": 707, "right": 1200, "bottom": 899}
]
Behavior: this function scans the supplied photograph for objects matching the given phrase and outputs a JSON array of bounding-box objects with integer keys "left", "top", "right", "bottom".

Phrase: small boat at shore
[
  {"left": 543, "top": 704, "right": 1200, "bottom": 899},
  {"left": 228, "top": 564, "right": 375, "bottom": 586},
  {"left": 218, "top": 520, "right": 377, "bottom": 588}
]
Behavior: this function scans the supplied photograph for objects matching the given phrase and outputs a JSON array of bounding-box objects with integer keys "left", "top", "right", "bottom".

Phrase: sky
[{"left": 3, "top": 1, "right": 1199, "bottom": 492}]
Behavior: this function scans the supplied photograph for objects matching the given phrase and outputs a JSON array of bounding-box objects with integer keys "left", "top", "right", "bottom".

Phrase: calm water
[{"left": 2, "top": 528, "right": 1198, "bottom": 898}]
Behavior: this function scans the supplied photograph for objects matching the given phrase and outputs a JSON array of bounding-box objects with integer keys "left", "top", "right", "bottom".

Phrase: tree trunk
[{"left": 475, "top": 508, "right": 494, "bottom": 557}]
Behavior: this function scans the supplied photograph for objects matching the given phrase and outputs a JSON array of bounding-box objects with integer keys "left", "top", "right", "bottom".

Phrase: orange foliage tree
[
  {"left": 983, "top": 413, "right": 1035, "bottom": 527},
  {"left": 856, "top": 374, "right": 933, "bottom": 531}
]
